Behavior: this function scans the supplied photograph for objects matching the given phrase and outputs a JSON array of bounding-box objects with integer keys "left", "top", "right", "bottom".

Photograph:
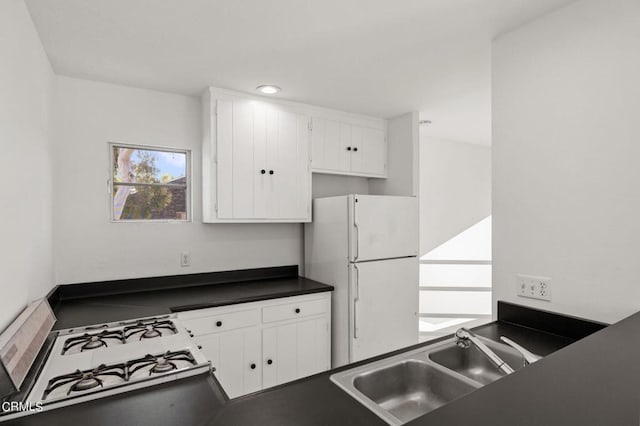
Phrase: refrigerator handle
[
  {"left": 353, "top": 264, "right": 359, "bottom": 339},
  {"left": 353, "top": 198, "right": 359, "bottom": 262}
]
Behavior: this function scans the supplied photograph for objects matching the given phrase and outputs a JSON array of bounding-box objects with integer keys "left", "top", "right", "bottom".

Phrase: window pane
[
  {"left": 113, "top": 147, "right": 186, "bottom": 184},
  {"left": 113, "top": 184, "right": 187, "bottom": 220}
]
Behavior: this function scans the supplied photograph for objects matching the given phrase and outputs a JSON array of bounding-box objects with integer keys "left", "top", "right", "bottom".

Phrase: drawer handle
[
  {"left": 216, "top": 321, "right": 223, "bottom": 327},
  {"left": 295, "top": 308, "right": 301, "bottom": 314},
  {"left": 269, "top": 170, "right": 274, "bottom": 175},
  {"left": 197, "top": 345, "right": 202, "bottom": 349},
  {"left": 260, "top": 169, "right": 266, "bottom": 174},
  {"left": 267, "top": 359, "right": 273, "bottom": 365},
  {"left": 250, "top": 363, "right": 256, "bottom": 370},
  {"left": 353, "top": 147, "right": 358, "bottom": 152},
  {"left": 346, "top": 147, "right": 352, "bottom": 151}
]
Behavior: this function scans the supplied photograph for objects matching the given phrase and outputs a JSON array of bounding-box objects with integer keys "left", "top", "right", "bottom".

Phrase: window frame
[{"left": 108, "top": 142, "right": 192, "bottom": 223}]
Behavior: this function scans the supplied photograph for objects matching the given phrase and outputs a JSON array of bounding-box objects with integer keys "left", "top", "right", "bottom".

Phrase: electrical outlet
[
  {"left": 516, "top": 274, "right": 552, "bottom": 301},
  {"left": 180, "top": 252, "right": 191, "bottom": 267}
]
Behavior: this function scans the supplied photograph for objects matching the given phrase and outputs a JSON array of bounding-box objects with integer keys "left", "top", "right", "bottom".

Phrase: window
[{"left": 110, "top": 143, "right": 190, "bottom": 221}]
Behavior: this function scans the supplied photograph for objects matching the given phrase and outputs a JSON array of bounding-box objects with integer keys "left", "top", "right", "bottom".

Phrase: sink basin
[
  {"left": 429, "top": 339, "right": 525, "bottom": 385},
  {"left": 331, "top": 336, "right": 534, "bottom": 425},
  {"left": 352, "top": 359, "right": 478, "bottom": 423},
  {"left": 331, "top": 345, "right": 481, "bottom": 425}
]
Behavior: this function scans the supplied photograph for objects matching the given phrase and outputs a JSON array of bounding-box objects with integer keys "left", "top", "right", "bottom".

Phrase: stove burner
[
  {"left": 150, "top": 357, "right": 177, "bottom": 373},
  {"left": 123, "top": 320, "right": 178, "bottom": 341},
  {"left": 62, "top": 330, "right": 125, "bottom": 355},
  {"left": 141, "top": 325, "right": 162, "bottom": 339},
  {"left": 43, "top": 364, "right": 127, "bottom": 399},
  {"left": 72, "top": 375, "right": 102, "bottom": 392},
  {"left": 127, "top": 350, "right": 196, "bottom": 377}
]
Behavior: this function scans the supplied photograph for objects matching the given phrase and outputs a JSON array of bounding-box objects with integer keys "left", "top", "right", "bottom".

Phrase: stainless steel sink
[
  {"left": 331, "top": 337, "right": 529, "bottom": 425},
  {"left": 429, "top": 338, "right": 525, "bottom": 385},
  {"left": 352, "top": 359, "right": 478, "bottom": 423},
  {"left": 331, "top": 344, "right": 481, "bottom": 425}
]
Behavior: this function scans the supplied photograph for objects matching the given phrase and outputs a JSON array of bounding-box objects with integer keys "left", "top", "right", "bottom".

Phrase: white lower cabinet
[
  {"left": 179, "top": 292, "right": 331, "bottom": 398},
  {"left": 262, "top": 317, "right": 330, "bottom": 388},
  {"left": 196, "top": 329, "right": 262, "bottom": 398}
]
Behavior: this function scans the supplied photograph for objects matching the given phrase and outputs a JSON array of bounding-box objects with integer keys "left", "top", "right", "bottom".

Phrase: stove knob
[
  {"left": 250, "top": 363, "right": 256, "bottom": 370},
  {"left": 216, "top": 321, "right": 223, "bottom": 327}
]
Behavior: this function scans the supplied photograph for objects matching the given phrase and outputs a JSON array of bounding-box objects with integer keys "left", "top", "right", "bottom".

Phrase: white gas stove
[{"left": 4, "top": 313, "right": 210, "bottom": 419}]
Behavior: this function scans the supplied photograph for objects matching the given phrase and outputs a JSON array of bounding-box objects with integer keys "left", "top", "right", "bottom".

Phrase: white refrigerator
[{"left": 304, "top": 194, "right": 419, "bottom": 367}]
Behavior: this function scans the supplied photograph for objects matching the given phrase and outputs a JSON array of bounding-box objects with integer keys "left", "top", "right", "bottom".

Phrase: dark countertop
[
  {"left": 406, "top": 312, "right": 640, "bottom": 426},
  {"left": 4, "top": 373, "right": 227, "bottom": 426},
  {"left": 209, "top": 320, "right": 577, "bottom": 426},
  {"left": 6, "top": 315, "right": 599, "bottom": 426},
  {"left": 50, "top": 274, "right": 333, "bottom": 330},
  {"left": 8, "top": 266, "right": 630, "bottom": 426}
]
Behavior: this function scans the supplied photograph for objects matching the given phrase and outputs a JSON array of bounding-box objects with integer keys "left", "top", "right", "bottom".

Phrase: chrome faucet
[
  {"left": 455, "top": 328, "right": 515, "bottom": 375},
  {"left": 500, "top": 336, "right": 542, "bottom": 365}
]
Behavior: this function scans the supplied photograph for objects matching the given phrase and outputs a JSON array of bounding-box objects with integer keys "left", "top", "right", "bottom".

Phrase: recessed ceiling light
[{"left": 256, "top": 85, "right": 281, "bottom": 95}]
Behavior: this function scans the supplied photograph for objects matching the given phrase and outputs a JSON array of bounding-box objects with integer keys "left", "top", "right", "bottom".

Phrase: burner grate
[
  {"left": 43, "top": 364, "right": 126, "bottom": 399},
  {"left": 62, "top": 330, "right": 125, "bottom": 355},
  {"left": 123, "top": 320, "right": 178, "bottom": 341},
  {"left": 41, "top": 350, "right": 198, "bottom": 401},
  {"left": 127, "top": 350, "right": 197, "bottom": 377}
]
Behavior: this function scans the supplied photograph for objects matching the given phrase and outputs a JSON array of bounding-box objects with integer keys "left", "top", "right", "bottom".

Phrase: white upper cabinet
[
  {"left": 203, "top": 88, "right": 311, "bottom": 222},
  {"left": 311, "top": 117, "right": 387, "bottom": 178},
  {"left": 203, "top": 87, "right": 387, "bottom": 222}
]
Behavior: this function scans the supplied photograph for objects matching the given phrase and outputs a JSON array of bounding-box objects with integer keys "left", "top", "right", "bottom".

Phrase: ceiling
[{"left": 26, "top": 0, "right": 577, "bottom": 144}]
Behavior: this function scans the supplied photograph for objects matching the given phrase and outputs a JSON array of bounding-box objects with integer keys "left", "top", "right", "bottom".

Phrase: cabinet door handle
[
  {"left": 260, "top": 169, "right": 266, "bottom": 174},
  {"left": 197, "top": 345, "right": 202, "bottom": 350},
  {"left": 347, "top": 147, "right": 352, "bottom": 151},
  {"left": 250, "top": 363, "right": 256, "bottom": 370},
  {"left": 267, "top": 359, "right": 273, "bottom": 365},
  {"left": 216, "top": 321, "right": 222, "bottom": 327},
  {"left": 295, "top": 308, "right": 301, "bottom": 314},
  {"left": 269, "top": 170, "right": 274, "bottom": 175}
]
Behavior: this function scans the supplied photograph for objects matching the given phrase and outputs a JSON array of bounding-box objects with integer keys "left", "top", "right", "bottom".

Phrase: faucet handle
[{"left": 500, "top": 336, "right": 542, "bottom": 365}]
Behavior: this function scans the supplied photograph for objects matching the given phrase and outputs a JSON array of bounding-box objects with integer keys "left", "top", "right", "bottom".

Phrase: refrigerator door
[
  {"left": 349, "top": 195, "right": 418, "bottom": 262},
  {"left": 349, "top": 257, "right": 418, "bottom": 363}
]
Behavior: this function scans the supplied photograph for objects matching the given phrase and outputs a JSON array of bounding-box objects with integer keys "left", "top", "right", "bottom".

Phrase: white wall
[
  {"left": 369, "top": 112, "right": 419, "bottom": 197},
  {"left": 420, "top": 137, "right": 491, "bottom": 256},
  {"left": 53, "top": 76, "right": 302, "bottom": 284},
  {"left": 312, "top": 174, "right": 369, "bottom": 199},
  {"left": 0, "top": 0, "right": 54, "bottom": 329},
  {"left": 493, "top": 0, "right": 640, "bottom": 323}
]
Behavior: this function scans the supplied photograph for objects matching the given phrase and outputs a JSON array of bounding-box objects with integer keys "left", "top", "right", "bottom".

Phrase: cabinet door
[
  {"left": 253, "top": 103, "right": 278, "bottom": 218},
  {"left": 311, "top": 118, "right": 350, "bottom": 173},
  {"left": 217, "top": 98, "right": 258, "bottom": 219},
  {"left": 269, "top": 109, "right": 310, "bottom": 219},
  {"left": 262, "top": 317, "right": 330, "bottom": 389},
  {"left": 350, "top": 125, "right": 386, "bottom": 176},
  {"left": 361, "top": 127, "right": 386, "bottom": 176},
  {"left": 197, "top": 329, "right": 262, "bottom": 398}
]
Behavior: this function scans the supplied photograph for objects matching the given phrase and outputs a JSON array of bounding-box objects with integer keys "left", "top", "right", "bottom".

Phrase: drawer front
[
  {"left": 182, "top": 309, "right": 259, "bottom": 336},
  {"left": 262, "top": 298, "right": 328, "bottom": 323}
]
